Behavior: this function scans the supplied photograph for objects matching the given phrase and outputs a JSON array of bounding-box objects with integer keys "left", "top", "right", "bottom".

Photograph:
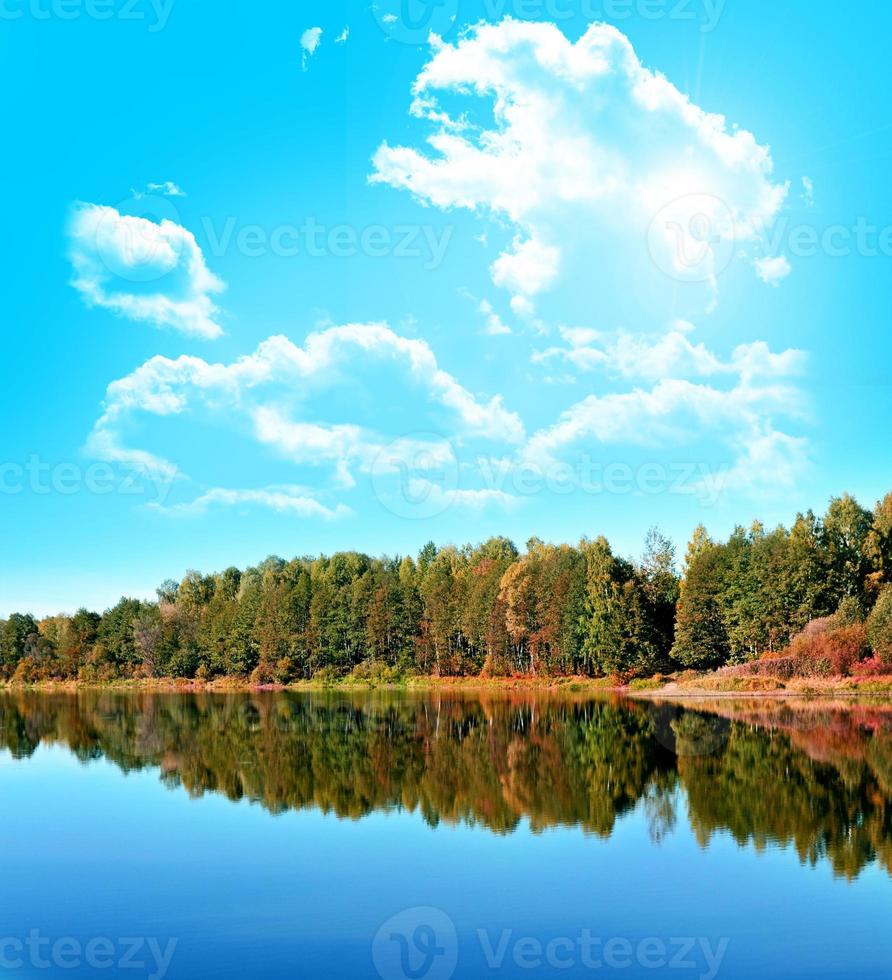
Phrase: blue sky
[{"left": 2, "top": 0, "right": 891, "bottom": 616}]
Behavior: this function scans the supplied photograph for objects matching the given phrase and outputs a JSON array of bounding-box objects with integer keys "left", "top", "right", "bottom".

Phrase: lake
[{"left": 1, "top": 690, "right": 890, "bottom": 979}]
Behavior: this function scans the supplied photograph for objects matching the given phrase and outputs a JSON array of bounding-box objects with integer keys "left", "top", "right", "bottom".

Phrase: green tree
[
  {"left": 1, "top": 614, "right": 39, "bottom": 673},
  {"left": 823, "top": 494, "right": 874, "bottom": 605},
  {"left": 579, "top": 537, "right": 649, "bottom": 677},
  {"left": 639, "top": 528, "right": 680, "bottom": 664},
  {"left": 867, "top": 493, "right": 892, "bottom": 586},
  {"left": 867, "top": 586, "right": 892, "bottom": 665},
  {"left": 672, "top": 534, "right": 730, "bottom": 669},
  {"left": 97, "top": 598, "right": 147, "bottom": 671},
  {"left": 782, "top": 511, "right": 830, "bottom": 631}
]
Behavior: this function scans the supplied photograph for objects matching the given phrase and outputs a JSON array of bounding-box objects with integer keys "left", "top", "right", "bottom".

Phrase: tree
[
  {"left": 823, "top": 494, "right": 874, "bottom": 605},
  {"left": 683, "top": 524, "right": 712, "bottom": 572},
  {"left": 418, "top": 547, "right": 464, "bottom": 674},
  {"left": 672, "top": 536, "right": 730, "bottom": 669},
  {"left": 639, "top": 528, "right": 680, "bottom": 664},
  {"left": 62, "top": 609, "right": 101, "bottom": 676},
  {"left": 867, "top": 586, "right": 892, "bottom": 665},
  {"left": 579, "top": 537, "right": 649, "bottom": 677},
  {"left": 500, "top": 552, "right": 538, "bottom": 673},
  {"left": 228, "top": 581, "right": 261, "bottom": 675},
  {"left": 1, "top": 614, "right": 39, "bottom": 673},
  {"left": 718, "top": 523, "right": 794, "bottom": 661},
  {"left": 177, "top": 570, "right": 215, "bottom": 610},
  {"left": 500, "top": 539, "right": 584, "bottom": 676},
  {"left": 133, "top": 608, "right": 163, "bottom": 677},
  {"left": 98, "top": 598, "right": 149, "bottom": 670},
  {"left": 156, "top": 579, "right": 179, "bottom": 605},
  {"left": 395, "top": 556, "right": 423, "bottom": 667},
  {"left": 867, "top": 493, "right": 892, "bottom": 586},
  {"left": 782, "top": 511, "right": 830, "bottom": 631},
  {"left": 215, "top": 567, "right": 242, "bottom": 602}
]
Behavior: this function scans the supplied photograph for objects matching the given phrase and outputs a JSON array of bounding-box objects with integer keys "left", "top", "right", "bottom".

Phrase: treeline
[{"left": 2, "top": 491, "right": 892, "bottom": 683}]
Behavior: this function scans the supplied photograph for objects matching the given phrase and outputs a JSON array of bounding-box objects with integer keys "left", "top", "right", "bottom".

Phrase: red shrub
[
  {"left": 790, "top": 624, "right": 868, "bottom": 677},
  {"left": 852, "top": 655, "right": 892, "bottom": 678}
]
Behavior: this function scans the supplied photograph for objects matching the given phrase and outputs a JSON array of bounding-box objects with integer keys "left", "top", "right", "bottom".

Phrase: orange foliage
[{"left": 789, "top": 624, "right": 869, "bottom": 677}]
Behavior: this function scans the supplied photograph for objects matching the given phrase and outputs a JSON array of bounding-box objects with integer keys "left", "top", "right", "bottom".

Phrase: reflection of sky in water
[{"left": 1, "top": 699, "right": 892, "bottom": 979}]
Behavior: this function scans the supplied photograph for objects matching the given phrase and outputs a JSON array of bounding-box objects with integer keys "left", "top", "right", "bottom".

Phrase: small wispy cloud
[
  {"left": 801, "top": 176, "right": 815, "bottom": 208},
  {"left": 148, "top": 181, "right": 186, "bottom": 198},
  {"left": 147, "top": 486, "right": 352, "bottom": 520},
  {"left": 301, "top": 27, "right": 323, "bottom": 70},
  {"left": 459, "top": 288, "right": 512, "bottom": 336},
  {"left": 131, "top": 181, "right": 186, "bottom": 200},
  {"left": 479, "top": 299, "right": 510, "bottom": 336},
  {"left": 754, "top": 254, "right": 792, "bottom": 287},
  {"left": 335, "top": 26, "right": 349, "bottom": 44}
]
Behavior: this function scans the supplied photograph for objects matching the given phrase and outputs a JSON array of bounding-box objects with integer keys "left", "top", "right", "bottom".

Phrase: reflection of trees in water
[
  {"left": 671, "top": 701, "right": 892, "bottom": 879},
  {"left": 3, "top": 692, "right": 892, "bottom": 878}
]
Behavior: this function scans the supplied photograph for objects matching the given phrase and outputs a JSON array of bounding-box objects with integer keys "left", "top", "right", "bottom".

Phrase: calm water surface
[{"left": 1, "top": 691, "right": 891, "bottom": 979}]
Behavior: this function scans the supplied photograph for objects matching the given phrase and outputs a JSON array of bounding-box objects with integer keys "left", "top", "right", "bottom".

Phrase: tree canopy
[{"left": 3, "top": 490, "right": 891, "bottom": 683}]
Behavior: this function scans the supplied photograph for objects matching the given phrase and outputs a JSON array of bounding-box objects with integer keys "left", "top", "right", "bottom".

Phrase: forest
[{"left": 2, "top": 490, "right": 892, "bottom": 684}]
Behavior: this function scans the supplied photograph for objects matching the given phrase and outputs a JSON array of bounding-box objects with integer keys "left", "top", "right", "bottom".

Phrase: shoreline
[{"left": 4, "top": 674, "right": 892, "bottom": 699}]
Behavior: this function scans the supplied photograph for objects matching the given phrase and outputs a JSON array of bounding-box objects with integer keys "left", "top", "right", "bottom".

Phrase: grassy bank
[
  {"left": 0, "top": 674, "right": 618, "bottom": 696},
  {"left": 4, "top": 672, "right": 892, "bottom": 698}
]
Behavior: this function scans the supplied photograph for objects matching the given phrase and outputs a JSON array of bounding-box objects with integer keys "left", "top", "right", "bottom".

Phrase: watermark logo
[
  {"left": 371, "top": 432, "right": 730, "bottom": 520},
  {"left": 477, "top": 929, "right": 729, "bottom": 978},
  {"left": 96, "top": 193, "right": 184, "bottom": 284},
  {"left": 0, "top": 932, "right": 177, "bottom": 979},
  {"left": 372, "top": 0, "right": 460, "bottom": 44},
  {"left": 0, "top": 0, "right": 175, "bottom": 31},
  {"left": 480, "top": 0, "right": 726, "bottom": 33},
  {"left": 372, "top": 907, "right": 458, "bottom": 980},
  {"left": 89, "top": 197, "right": 454, "bottom": 283},
  {"left": 199, "top": 216, "right": 454, "bottom": 269},
  {"left": 0, "top": 456, "right": 173, "bottom": 505},
  {"left": 647, "top": 191, "right": 892, "bottom": 285},
  {"left": 371, "top": 435, "right": 460, "bottom": 520},
  {"left": 372, "top": 914, "right": 730, "bottom": 979},
  {"left": 647, "top": 193, "right": 736, "bottom": 284},
  {"left": 649, "top": 704, "right": 730, "bottom": 758}
]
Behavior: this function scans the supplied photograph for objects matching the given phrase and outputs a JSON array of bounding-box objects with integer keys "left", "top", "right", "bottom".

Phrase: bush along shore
[{"left": 3, "top": 490, "right": 892, "bottom": 693}]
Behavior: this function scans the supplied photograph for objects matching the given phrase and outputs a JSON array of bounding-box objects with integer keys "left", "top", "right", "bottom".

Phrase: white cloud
[
  {"left": 87, "top": 322, "right": 525, "bottom": 485},
  {"left": 68, "top": 203, "right": 225, "bottom": 339},
  {"left": 490, "top": 235, "right": 560, "bottom": 302},
  {"left": 147, "top": 181, "right": 186, "bottom": 198},
  {"left": 131, "top": 181, "right": 186, "bottom": 199},
  {"left": 148, "top": 486, "right": 351, "bottom": 520},
  {"left": 534, "top": 321, "right": 805, "bottom": 383},
  {"left": 521, "top": 373, "right": 807, "bottom": 480},
  {"left": 510, "top": 295, "right": 537, "bottom": 320},
  {"left": 460, "top": 289, "right": 512, "bottom": 335},
  {"left": 372, "top": 19, "right": 789, "bottom": 317},
  {"left": 407, "top": 478, "right": 521, "bottom": 512},
  {"left": 754, "top": 254, "right": 792, "bottom": 287},
  {"left": 88, "top": 314, "right": 809, "bottom": 509},
  {"left": 75, "top": 21, "right": 810, "bottom": 513},
  {"left": 801, "top": 176, "right": 815, "bottom": 208},
  {"left": 479, "top": 299, "right": 511, "bottom": 336},
  {"left": 301, "top": 27, "right": 323, "bottom": 69},
  {"left": 711, "top": 427, "right": 811, "bottom": 497},
  {"left": 335, "top": 26, "right": 349, "bottom": 44},
  {"left": 520, "top": 318, "right": 808, "bottom": 499}
]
